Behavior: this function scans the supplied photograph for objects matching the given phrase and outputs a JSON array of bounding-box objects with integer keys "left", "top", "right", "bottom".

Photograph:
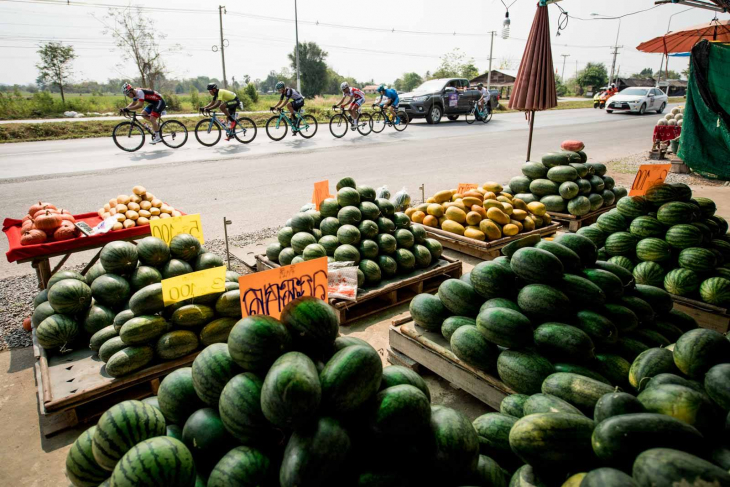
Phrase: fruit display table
[
  {"left": 255, "top": 255, "right": 462, "bottom": 325},
  {"left": 669, "top": 294, "right": 730, "bottom": 334},
  {"left": 388, "top": 316, "right": 515, "bottom": 410},
  {"left": 653, "top": 125, "right": 681, "bottom": 143},
  {"left": 548, "top": 204, "right": 616, "bottom": 232}
]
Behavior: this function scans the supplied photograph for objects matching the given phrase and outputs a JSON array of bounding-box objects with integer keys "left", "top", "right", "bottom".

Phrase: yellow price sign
[
  {"left": 161, "top": 266, "right": 226, "bottom": 306},
  {"left": 149, "top": 213, "right": 204, "bottom": 245}
]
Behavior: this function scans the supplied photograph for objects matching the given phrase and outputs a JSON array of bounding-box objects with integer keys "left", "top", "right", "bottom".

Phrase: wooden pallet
[
  {"left": 32, "top": 331, "right": 198, "bottom": 437},
  {"left": 388, "top": 316, "right": 515, "bottom": 410},
  {"left": 548, "top": 205, "right": 616, "bottom": 232},
  {"left": 420, "top": 223, "right": 561, "bottom": 260},
  {"left": 255, "top": 255, "right": 462, "bottom": 325},
  {"left": 671, "top": 294, "right": 730, "bottom": 334}
]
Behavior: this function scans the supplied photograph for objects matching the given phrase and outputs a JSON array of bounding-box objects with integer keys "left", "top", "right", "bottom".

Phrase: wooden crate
[
  {"left": 255, "top": 255, "right": 462, "bottom": 325},
  {"left": 388, "top": 317, "right": 515, "bottom": 410},
  {"left": 671, "top": 294, "right": 730, "bottom": 334},
  {"left": 548, "top": 205, "right": 616, "bottom": 232},
  {"left": 32, "top": 331, "right": 198, "bottom": 437},
  {"left": 421, "top": 223, "right": 561, "bottom": 260}
]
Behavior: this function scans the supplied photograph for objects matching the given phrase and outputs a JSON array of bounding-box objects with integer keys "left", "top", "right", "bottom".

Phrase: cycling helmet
[
  {"left": 377, "top": 84, "right": 385, "bottom": 93},
  {"left": 340, "top": 81, "right": 349, "bottom": 92},
  {"left": 275, "top": 81, "right": 285, "bottom": 90},
  {"left": 477, "top": 83, "right": 483, "bottom": 88},
  {"left": 121, "top": 82, "right": 133, "bottom": 95},
  {"left": 207, "top": 83, "right": 218, "bottom": 91}
]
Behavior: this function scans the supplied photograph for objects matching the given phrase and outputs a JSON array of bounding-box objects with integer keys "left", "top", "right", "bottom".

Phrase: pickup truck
[{"left": 398, "top": 78, "right": 499, "bottom": 124}]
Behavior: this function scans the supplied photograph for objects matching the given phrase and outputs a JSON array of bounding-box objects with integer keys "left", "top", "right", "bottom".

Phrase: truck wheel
[
  {"left": 426, "top": 105, "right": 443, "bottom": 124},
  {"left": 447, "top": 115, "right": 459, "bottom": 121}
]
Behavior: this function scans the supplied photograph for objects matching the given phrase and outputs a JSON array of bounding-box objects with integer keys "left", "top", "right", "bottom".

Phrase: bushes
[
  {"left": 189, "top": 90, "right": 201, "bottom": 110},
  {"left": 164, "top": 93, "right": 182, "bottom": 111},
  {"left": 244, "top": 83, "right": 258, "bottom": 104}
]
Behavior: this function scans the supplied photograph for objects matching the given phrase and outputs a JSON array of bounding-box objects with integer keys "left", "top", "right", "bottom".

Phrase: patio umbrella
[
  {"left": 637, "top": 19, "right": 730, "bottom": 54},
  {"left": 509, "top": 3, "right": 557, "bottom": 162}
]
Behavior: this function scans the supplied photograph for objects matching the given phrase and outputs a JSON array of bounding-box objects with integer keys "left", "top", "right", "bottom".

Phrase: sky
[{"left": 0, "top": 0, "right": 728, "bottom": 87}]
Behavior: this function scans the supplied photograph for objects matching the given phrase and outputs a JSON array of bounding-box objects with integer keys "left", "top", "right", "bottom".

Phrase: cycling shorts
[
  {"left": 384, "top": 97, "right": 399, "bottom": 108},
  {"left": 349, "top": 97, "right": 365, "bottom": 110},
  {"left": 143, "top": 99, "right": 166, "bottom": 118},
  {"left": 225, "top": 98, "right": 240, "bottom": 114},
  {"left": 291, "top": 98, "right": 305, "bottom": 111}
]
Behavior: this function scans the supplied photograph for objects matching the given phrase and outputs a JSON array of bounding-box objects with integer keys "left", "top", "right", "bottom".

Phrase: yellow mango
[
  {"left": 427, "top": 204, "right": 445, "bottom": 217},
  {"left": 451, "top": 193, "right": 463, "bottom": 202},
  {"left": 522, "top": 216, "right": 536, "bottom": 232},
  {"left": 484, "top": 191, "right": 497, "bottom": 200},
  {"left": 438, "top": 216, "right": 448, "bottom": 226},
  {"left": 416, "top": 203, "right": 430, "bottom": 212},
  {"left": 463, "top": 191, "right": 484, "bottom": 201},
  {"left": 544, "top": 213, "right": 553, "bottom": 225},
  {"left": 479, "top": 219, "right": 502, "bottom": 240},
  {"left": 483, "top": 199, "right": 503, "bottom": 210},
  {"left": 405, "top": 207, "right": 416, "bottom": 217},
  {"left": 475, "top": 186, "right": 487, "bottom": 195},
  {"left": 464, "top": 227, "right": 486, "bottom": 241},
  {"left": 426, "top": 197, "right": 436, "bottom": 204},
  {"left": 483, "top": 181, "right": 503, "bottom": 193},
  {"left": 433, "top": 190, "right": 453, "bottom": 204},
  {"left": 497, "top": 196, "right": 512, "bottom": 204},
  {"left": 442, "top": 220, "right": 465, "bottom": 235},
  {"left": 503, "top": 224, "right": 519, "bottom": 236},
  {"left": 527, "top": 201, "right": 547, "bottom": 216},
  {"left": 512, "top": 198, "right": 527, "bottom": 211},
  {"left": 512, "top": 209, "right": 527, "bottom": 221},
  {"left": 462, "top": 197, "right": 482, "bottom": 209},
  {"left": 451, "top": 201, "right": 467, "bottom": 213},
  {"left": 510, "top": 219, "right": 524, "bottom": 232},
  {"left": 486, "top": 207, "right": 510, "bottom": 225},
  {"left": 423, "top": 215, "right": 439, "bottom": 227},
  {"left": 411, "top": 211, "right": 426, "bottom": 224},
  {"left": 445, "top": 206, "right": 467, "bottom": 224},
  {"left": 532, "top": 214, "right": 544, "bottom": 227},
  {"left": 501, "top": 203, "right": 514, "bottom": 216},
  {"left": 499, "top": 192, "right": 513, "bottom": 200},
  {"left": 471, "top": 205, "right": 488, "bottom": 218},
  {"left": 465, "top": 211, "right": 483, "bottom": 226}
]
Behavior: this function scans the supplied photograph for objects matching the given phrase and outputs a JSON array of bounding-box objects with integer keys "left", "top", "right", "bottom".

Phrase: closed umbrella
[{"left": 509, "top": 3, "right": 557, "bottom": 162}]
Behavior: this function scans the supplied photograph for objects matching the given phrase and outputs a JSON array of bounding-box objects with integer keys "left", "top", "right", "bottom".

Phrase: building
[
  {"left": 362, "top": 85, "right": 380, "bottom": 94},
  {"left": 470, "top": 70, "right": 518, "bottom": 99},
  {"left": 659, "top": 79, "right": 688, "bottom": 97}
]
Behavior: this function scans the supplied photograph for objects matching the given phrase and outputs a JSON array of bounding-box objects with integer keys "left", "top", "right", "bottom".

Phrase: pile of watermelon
[
  {"left": 65, "top": 297, "right": 501, "bottom": 487},
  {"left": 576, "top": 182, "right": 730, "bottom": 306},
  {"left": 511, "top": 140, "right": 628, "bottom": 216},
  {"left": 31, "top": 234, "right": 242, "bottom": 377},
  {"left": 267, "top": 177, "right": 444, "bottom": 288}
]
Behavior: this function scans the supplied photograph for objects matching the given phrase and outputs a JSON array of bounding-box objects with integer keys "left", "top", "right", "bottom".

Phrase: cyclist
[
  {"left": 333, "top": 82, "right": 365, "bottom": 130},
  {"left": 121, "top": 82, "right": 165, "bottom": 144},
  {"left": 271, "top": 81, "right": 304, "bottom": 135},
  {"left": 201, "top": 83, "right": 240, "bottom": 141},
  {"left": 375, "top": 84, "right": 399, "bottom": 122},
  {"left": 476, "top": 83, "right": 490, "bottom": 112}
]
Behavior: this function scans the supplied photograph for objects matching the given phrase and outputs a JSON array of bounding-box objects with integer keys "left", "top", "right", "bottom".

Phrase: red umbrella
[
  {"left": 637, "top": 19, "right": 730, "bottom": 54},
  {"left": 509, "top": 4, "right": 557, "bottom": 161}
]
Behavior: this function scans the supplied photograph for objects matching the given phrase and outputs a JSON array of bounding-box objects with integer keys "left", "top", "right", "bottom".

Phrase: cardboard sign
[
  {"left": 312, "top": 180, "right": 334, "bottom": 210},
  {"left": 239, "top": 257, "right": 328, "bottom": 319},
  {"left": 161, "top": 266, "right": 226, "bottom": 306},
  {"left": 457, "top": 183, "right": 478, "bottom": 195},
  {"left": 629, "top": 164, "right": 671, "bottom": 196},
  {"left": 149, "top": 213, "right": 204, "bottom": 245}
]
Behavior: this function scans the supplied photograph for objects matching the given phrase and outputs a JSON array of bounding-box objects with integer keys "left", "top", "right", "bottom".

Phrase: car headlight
[{"left": 413, "top": 95, "right": 429, "bottom": 102}]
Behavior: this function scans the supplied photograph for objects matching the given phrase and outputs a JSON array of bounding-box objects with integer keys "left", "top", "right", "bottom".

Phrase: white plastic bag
[
  {"left": 327, "top": 261, "right": 358, "bottom": 301},
  {"left": 391, "top": 187, "right": 411, "bottom": 211},
  {"left": 376, "top": 185, "right": 391, "bottom": 200}
]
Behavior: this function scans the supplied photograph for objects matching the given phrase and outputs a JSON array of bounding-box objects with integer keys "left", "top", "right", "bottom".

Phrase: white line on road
[{"left": 0, "top": 150, "right": 63, "bottom": 157}]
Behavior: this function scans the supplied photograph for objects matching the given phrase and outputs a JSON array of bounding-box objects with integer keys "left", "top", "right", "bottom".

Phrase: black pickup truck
[{"left": 398, "top": 78, "right": 498, "bottom": 124}]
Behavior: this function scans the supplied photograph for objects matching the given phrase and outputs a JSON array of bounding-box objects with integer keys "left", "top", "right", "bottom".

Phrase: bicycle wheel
[
  {"left": 298, "top": 115, "right": 318, "bottom": 139},
  {"left": 357, "top": 113, "right": 372, "bottom": 136},
  {"left": 482, "top": 107, "right": 493, "bottom": 124},
  {"left": 233, "top": 117, "right": 257, "bottom": 144},
  {"left": 329, "top": 114, "right": 348, "bottom": 138},
  {"left": 194, "top": 119, "right": 221, "bottom": 146},
  {"left": 112, "top": 122, "right": 145, "bottom": 152},
  {"left": 393, "top": 110, "right": 409, "bottom": 132},
  {"left": 465, "top": 109, "right": 475, "bottom": 125},
  {"left": 370, "top": 112, "right": 386, "bottom": 133},
  {"left": 159, "top": 120, "right": 188, "bottom": 148},
  {"left": 266, "top": 116, "right": 288, "bottom": 141}
]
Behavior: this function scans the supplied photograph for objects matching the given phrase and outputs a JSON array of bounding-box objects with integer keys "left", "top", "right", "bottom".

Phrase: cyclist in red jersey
[
  {"left": 333, "top": 81, "right": 365, "bottom": 130},
  {"left": 121, "top": 82, "right": 166, "bottom": 144}
]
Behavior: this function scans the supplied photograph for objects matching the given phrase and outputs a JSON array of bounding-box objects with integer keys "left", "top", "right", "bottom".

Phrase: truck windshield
[{"left": 413, "top": 79, "right": 448, "bottom": 92}]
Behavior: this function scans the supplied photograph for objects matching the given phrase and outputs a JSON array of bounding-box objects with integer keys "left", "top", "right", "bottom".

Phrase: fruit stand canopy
[{"left": 636, "top": 19, "right": 730, "bottom": 54}]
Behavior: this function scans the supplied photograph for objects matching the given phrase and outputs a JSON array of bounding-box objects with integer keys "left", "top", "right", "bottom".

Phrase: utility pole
[
  {"left": 212, "top": 6, "right": 229, "bottom": 88},
  {"left": 560, "top": 54, "right": 570, "bottom": 81},
  {"left": 486, "top": 31, "right": 496, "bottom": 92},
  {"left": 294, "top": 0, "right": 301, "bottom": 93},
  {"left": 609, "top": 18, "right": 623, "bottom": 86}
]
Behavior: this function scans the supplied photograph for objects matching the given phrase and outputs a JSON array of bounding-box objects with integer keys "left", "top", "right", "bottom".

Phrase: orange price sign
[
  {"left": 629, "top": 164, "right": 671, "bottom": 196},
  {"left": 457, "top": 183, "right": 478, "bottom": 195},
  {"left": 312, "top": 180, "right": 334, "bottom": 210},
  {"left": 238, "top": 257, "right": 328, "bottom": 320}
]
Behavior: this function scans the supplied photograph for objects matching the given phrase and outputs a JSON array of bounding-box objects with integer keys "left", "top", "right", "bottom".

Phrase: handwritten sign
[
  {"left": 312, "top": 180, "right": 334, "bottom": 210},
  {"left": 161, "top": 266, "right": 226, "bottom": 306},
  {"left": 457, "top": 183, "right": 478, "bottom": 195},
  {"left": 629, "top": 164, "right": 671, "bottom": 196},
  {"left": 149, "top": 213, "right": 204, "bottom": 245},
  {"left": 239, "top": 257, "right": 328, "bottom": 319}
]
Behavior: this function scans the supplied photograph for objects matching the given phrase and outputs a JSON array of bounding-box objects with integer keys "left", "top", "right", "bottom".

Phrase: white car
[{"left": 606, "top": 87, "right": 668, "bottom": 115}]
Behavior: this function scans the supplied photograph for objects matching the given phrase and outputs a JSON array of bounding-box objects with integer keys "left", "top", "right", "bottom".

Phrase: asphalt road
[{"left": 0, "top": 106, "right": 669, "bottom": 278}]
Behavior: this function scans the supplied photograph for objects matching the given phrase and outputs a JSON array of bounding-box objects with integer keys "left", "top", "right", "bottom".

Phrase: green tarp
[{"left": 678, "top": 40, "right": 730, "bottom": 179}]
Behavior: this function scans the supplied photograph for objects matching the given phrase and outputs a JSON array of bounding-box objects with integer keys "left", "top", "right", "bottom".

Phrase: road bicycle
[
  {"left": 369, "top": 104, "right": 409, "bottom": 134},
  {"left": 194, "top": 109, "right": 257, "bottom": 146},
  {"left": 465, "top": 100, "right": 493, "bottom": 124},
  {"left": 265, "top": 108, "right": 318, "bottom": 141},
  {"left": 328, "top": 106, "right": 372, "bottom": 138},
  {"left": 112, "top": 110, "right": 188, "bottom": 152}
]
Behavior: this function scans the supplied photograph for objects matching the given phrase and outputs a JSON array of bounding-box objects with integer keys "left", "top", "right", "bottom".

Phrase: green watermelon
[
  {"left": 664, "top": 268, "right": 701, "bottom": 296},
  {"left": 109, "top": 436, "right": 196, "bottom": 487},
  {"left": 320, "top": 345, "right": 382, "bottom": 413},
  {"left": 409, "top": 294, "right": 450, "bottom": 332},
  {"left": 36, "top": 314, "right": 79, "bottom": 351},
  {"left": 207, "top": 446, "right": 271, "bottom": 487},
  {"left": 699, "top": 277, "right": 730, "bottom": 305},
  {"left": 261, "top": 351, "right": 321, "bottom": 428},
  {"left": 633, "top": 262, "right": 666, "bottom": 287},
  {"left": 636, "top": 237, "right": 672, "bottom": 262},
  {"left": 66, "top": 426, "right": 109, "bottom": 487},
  {"left": 192, "top": 343, "right": 240, "bottom": 407}
]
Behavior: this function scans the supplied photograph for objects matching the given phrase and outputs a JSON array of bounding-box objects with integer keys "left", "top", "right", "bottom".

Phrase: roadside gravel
[{"left": 605, "top": 151, "right": 725, "bottom": 187}]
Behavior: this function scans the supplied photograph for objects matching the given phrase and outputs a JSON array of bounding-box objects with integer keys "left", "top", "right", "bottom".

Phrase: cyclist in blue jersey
[{"left": 375, "top": 84, "right": 399, "bottom": 122}]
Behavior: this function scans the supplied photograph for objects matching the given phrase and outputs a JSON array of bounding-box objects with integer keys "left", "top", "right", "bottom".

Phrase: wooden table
[{"left": 548, "top": 205, "right": 616, "bottom": 232}]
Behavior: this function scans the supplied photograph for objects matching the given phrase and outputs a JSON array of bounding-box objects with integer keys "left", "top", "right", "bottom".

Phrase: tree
[
  {"left": 682, "top": 66, "right": 690, "bottom": 79},
  {"left": 577, "top": 63, "right": 608, "bottom": 90},
  {"left": 244, "top": 83, "right": 258, "bottom": 103},
  {"left": 394, "top": 72, "right": 423, "bottom": 92},
  {"left": 460, "top": 63, "right": 479, "bottom": 80},
  {"left": 288, "top": 42, "right": 328, "bottom": 97},
  {"left": 102, "top": 6, "right": 181, "bottom": 90},
  {"left": 631, "top": 67, "right": 654, "bottom": 79},
  {"left": 555, "top": 77, "right": 568, "bottom": 97},
  {"left": 433, "top": 48, "right": 476, "bottom": 79},
  {"left": 36, "top": 42, "right": 76, "bottom": 104}
]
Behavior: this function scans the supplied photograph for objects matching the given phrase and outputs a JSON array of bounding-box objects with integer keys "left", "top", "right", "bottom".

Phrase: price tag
[
  {"left": 149, "top": 213, "right": 204, "bottom": 245},
  {"left": 312, "top": 180, "right": 334, "bottom": 210},
  {"left": 161, "top": 266, "right": 226, "bottom": 306},
  {"left": 457, "top": 183, "right": 478, "bottom": 195},
  {"left": 629, "top": 164, "right": 671, "bottom": 196},
  {"left": 239, "top": 257, "right": 328, "bottom": 320}
]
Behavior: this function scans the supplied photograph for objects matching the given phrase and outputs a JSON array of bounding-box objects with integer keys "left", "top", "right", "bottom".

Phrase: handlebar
[{"left": 119, "top": 109, "right": 135, "bottom": 119}]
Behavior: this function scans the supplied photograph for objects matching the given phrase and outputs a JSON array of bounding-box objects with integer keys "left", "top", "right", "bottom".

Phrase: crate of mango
[{"left": 407, "top": 182, "right": 561, "bottom": 260}]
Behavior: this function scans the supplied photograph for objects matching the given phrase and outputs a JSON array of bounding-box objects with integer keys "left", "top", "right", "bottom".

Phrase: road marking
[{"left": 0, "top": 150, "right": 63, "bottom": 157}]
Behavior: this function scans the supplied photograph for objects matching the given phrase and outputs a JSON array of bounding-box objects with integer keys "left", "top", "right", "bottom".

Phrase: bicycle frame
[
  {"left": 371, "top": 105, "right": 399, "bottom": 126},
  {"left": 470, "top": 101, "right": 489, "bottom": 118},
  {"left": 272, "top": 108, "right": 309, "bottom": 132},
  {"left": 122, "top": 111, "right": 159, "bottom": 135}
]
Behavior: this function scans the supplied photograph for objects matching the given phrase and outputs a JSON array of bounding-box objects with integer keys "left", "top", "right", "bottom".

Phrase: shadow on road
[
  {"left": 127, "top": 149, "right": 175, "bottom": 162},
  {"left": 283, "top": 139, "right": 316, "bottom": 149},
  {"left": 213, "top": 144, "right": 252, "bottom": 155}
]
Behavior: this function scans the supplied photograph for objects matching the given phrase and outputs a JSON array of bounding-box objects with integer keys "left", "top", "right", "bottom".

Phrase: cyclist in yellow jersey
[{"left": 201, "top": 83, "right": 240, "bottom": 140}]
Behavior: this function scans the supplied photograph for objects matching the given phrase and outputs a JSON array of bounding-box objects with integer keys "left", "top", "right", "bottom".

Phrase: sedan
[{"left": 606, "top": 87, "right": 668, "bottom": 115}]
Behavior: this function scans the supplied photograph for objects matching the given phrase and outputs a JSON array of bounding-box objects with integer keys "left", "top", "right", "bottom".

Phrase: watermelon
[
  {"left": 47, "top": 279, "right": 92, "bottom": 315},
  {"left": 66, "top": 426, "right": 109, "bottom": 487},
  {"left": 664, "top": 268, "right": 700, "bottom": 296},
  {"left": 450, "top": 325, "right": 498, "bottom": 371},
  {"left": 100, "top": 241, "right": 139, "bottom": 274},
  {"left": 645, "top": 183, "right": 676, "bottom": 207},
  {"left": 554, "top": 233, "right": 598, "bottom": 266},
  {"left": 359, "top": 259, "right": 382, "bottom": 285},
  {"left": 129, "top": 266, "right": 162, "bottom": 292},
  {"left": 572, "top": 311, "right": 618, "bottom": 346},
  {"left": 509, "top": 412, "right": 595, "bottom": 468},
  {"left": 534, "top": 241, "right": 582, "bottom": 272},
  {"left": 568, "top": 196, "right": 592, "bottom": 216},
  {"left": 428, "top": 405, "right": 480, "bottom": 481},
  {"left": 409, "top": 293, "right": 450, "bottom": 332},
  {"left": 632, "top": 283, "right": 673, "bottom": 313},
  {"left": 576, "top": 224, "right": 607, "bottom": 248},
  {"left": 629, "top": 348, "right": 679, "bottom": 391},
  {"left": 320, "top": 198, "right": 339, "bottom": 217},
  {"left": 608, "top": 256, "right": 634, "bottom": 271},
  {"left": 161, "top": 258, "right": 193, "bottom": 278},
  {"left": 581, "top": 268, "right": 624, "bottom": 300},
  {"left": 588, "top": 193, "right": 604, "bottom": 210},
  {"left": 477, "top": 307, "right": 532, "bottom": 349},
  {"left": 338, "top": 206, "right": 362, "bottom": 226},
  {"left": 192, "top": 343, "right": 240, "bottom": 407},
  {"left": 320, "top": 345, "right": 382, "bottom": 413},
  {"left": 98, "top": 336, "right": 127, "bottom": 362},
  {"left": 182, "top": 407, "right": 234, "bottom": 468},
  {"left": 700, "top": 277, "right": 730, "bottom": 305},
  {"left": 559, "top": 181, "right": 580, "bottom": 199},
  {"left": 665, "top": 224, "right": 703, "bottom": 249},
  {"left": 657, "top": 201, "right": 695, "bottom": 226},
  {"left": 500, "top": 394, "right": 529, "bottom": 418},
  {"left": 629, "top": 215, "right": 666, "bottom": 239},
  {"left": 497, "top": 350, "right": 554, "bottom": 395},
  {"left": 380, "top": 365, "right": 431, "bottom": 401},
  {"left": 523, "top": 161, "right": 548, "bottom": 179},
  {"left": 673, "top": 328, "right": 730, "bottom": 379},
  {"left": 302, "top": 243, "right": 326, "bottom": 261},
  {"left": 109, "top": 436, "right": 196, "bottom": 487},
  {"left": 227, "top": 315, "right": 291, "bottom": 371},
  {"left": 119, "top": 315, "right": 168, "bottom": 345},
  {"left": 633, "top": 448, "right": 730, "bottom": 487},
  {"left": 576, "top": 179, "right": 592, "bottom": 195},
  {"left": 559, "top": 274, "right": 606, "bottom": 306},
  {"left": 522, "top": 393, "right": 584, "bottom": 416},
  {"left": 261, "top": 351, "right": 321, "bottom": 428},
  {"left": 218, "top": 372, "right": 273, "bottom": 446},
  {"left": 368, "top": 384, "right": 431, "bottom": 437},
  {"left": 517, "top": 284, "right": 571, "bottom": 321},
  {"left": 540, "top": 195, "right": 566, "bottom": 212},
  {"left": 83, "top": 303, "right": 115, "bottom": 335},
  {"left": 594, "top": 392, "right": 646, "bottom": 424},
  {"left": 207, "top": 446, "right": 271, "bottom": 487},
  {"left": 553, "top": 363, "right": 610, "bottom": 384},
  {"left": 337, "top": 186, "right": 361, "bottom": 207},
  {"left": 157, "top": 367, "right": 204, "bottom": 426},
  {"left": 280, "top": 296, "right": 338, "bottom": 353},
  {"left": 394, "top": 249, "right": 416, "bottom": 273},
  {"left": 472, "top": 412, "right": 518, "bottom": 465},
  {"left": 530, "top": 179, "right": 560, "bottom": 197},
  {"left": 438, "top": 279, "right": 481, "bottom": 317},
  {"left": 637, "top": 383, "right": 718, "bottom": 433},
  {"left": 36, "top": 314, "right": 79, "bottom": 351},
  {"left": 636, "top": 237, "right": 672, "bottom": 262},
  {"left": 412, "top": 244, "right": 433, "bottom": 268},
  {"left": 604, "top": 232, "right": 636, "bottom": 257},
  {"left": 596, "top": 210, "right": 627, "bottom": 234},
  {"left": 633, "top": 261, "right": 666, "bottom": 287},
  {"left": 541, "top": 372, "right": 614, "bottom": 415},
  {"left": 693, "top": 196, "right": 717, "bottom": 218},
  {"left": 509, "top": 247, "right": 564, "bottom": 284},
  {"left": 533, "top": 323, "right": 595, "bottom": 363},
  {"left": 705, "top": 363, "right": 730, "bottom": 411},
  {"left": 470, "top": 260, "right": 516, "bottom": 299},
  {"left": 105, "top": 346, "right": 154, "bottom": 378}
]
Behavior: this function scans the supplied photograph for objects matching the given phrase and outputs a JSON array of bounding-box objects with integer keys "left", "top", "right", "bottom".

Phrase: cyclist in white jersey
[{"left": 333, "top": 82, "right": 365, "bottom": 130}]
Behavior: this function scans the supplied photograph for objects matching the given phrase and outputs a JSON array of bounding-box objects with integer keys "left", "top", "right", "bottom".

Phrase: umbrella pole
[{"left": 526, "top": 111, "right": 536, "bottom": 162}]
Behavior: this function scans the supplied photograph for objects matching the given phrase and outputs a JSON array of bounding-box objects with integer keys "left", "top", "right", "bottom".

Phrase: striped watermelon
[
  {"left": 157, "top": 367, "right": 205, "bottom": 425},
  {"left": 636, "top": 238, "right": 672, "bottom": 262},
  {"left": 678, "top": 247, "right": 717, "bottom": 273},
  {"left": 608, "top": 256, "right": 635, "bottom": 271},
  {"left": 693, "top": 197, "right": 717, "bottom": 218},
  {"left": 670, "top": 182, "right": 693, "bottom": 201},
  {"left": 710, "top": 238, "right": 730, "bottom": 260},
  {"left": 66, "top": 426, "right": 108, "bottom": 487},
  {"left": 665, "top": 224, "right": 703, "bottom": 250},
  {"left": 228, "top": 316, "right": 292, "bottom": 371},
  {"left": 207, "top": 446, "right": 271, "bottom": 487},
  {"left": 633, "top": 262, "right": 666, "bottom": 287},
  {"left": 192, "top": 343, "right": 241, "bottom": 407},
  {"left": 92, "top": 400, "right": 166, "bottom": 471},
  {"left": 110, "top": 436, "right": 196, "bottom": 487},
  {"left": 699, "top": 277, "right": 730, "bottom": 306},
  {"left": 604, "top": 232, "right": 637, "bottom": 257},
  {"left": 218, "top": 372, "right": 272, "bottom": 445},
  {"left": 36, "top": 314, "right": 79, "bottom": 351},
  {"left": 629, "top": 216, "right": 666, "bottom": 239},
  {"left": 644, "top": 183, "right": 676, "bottom": 208},
  {"left": 576, "top": 224, "right": 607, "bottom": 247},
  {"left": 657, "top": 202, "right": 695, "bottom": 226},
  {"left": 664, "top": 269, "right": 701, "bottom": 296},
  {"left": 596, "top": 210, "right": 628, "bottom": 233},
  {"left": 47, "top": 279, "right": 92, "bottom": 315},
  {"left": 105, "top": 346, "right": 154, "bottom": 378},
  {"left": 617, "top": 196, "right": 650, "bottom": 219},
  {"left": 261, "top": 351, "right": 321, "bottom": 428},
  {"left": 136, "top": 236, "right": 170, "bottom": 267}
]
